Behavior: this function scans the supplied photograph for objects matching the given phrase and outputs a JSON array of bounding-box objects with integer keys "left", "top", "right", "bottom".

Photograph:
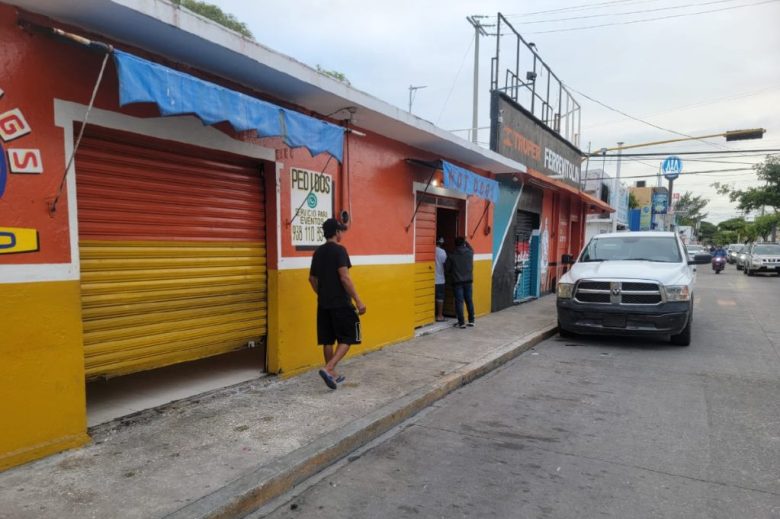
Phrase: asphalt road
[{"left": 255, "top": 264, "right": 780, "bottom": 519}]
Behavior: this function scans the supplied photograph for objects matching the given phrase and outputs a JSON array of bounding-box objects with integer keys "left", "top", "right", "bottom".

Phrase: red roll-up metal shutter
[{"left": 75, "top": 126, "right": 267, "bottom": 379}]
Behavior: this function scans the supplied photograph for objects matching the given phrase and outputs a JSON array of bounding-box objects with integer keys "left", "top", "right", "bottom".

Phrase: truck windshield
[{"left": 580, "top": 236, "right": 682, "bottom": 263}]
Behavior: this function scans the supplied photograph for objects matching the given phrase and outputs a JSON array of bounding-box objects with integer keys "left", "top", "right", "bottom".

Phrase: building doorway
[{"left": 413, "top": 193, "right": 465, "bottom": 328}]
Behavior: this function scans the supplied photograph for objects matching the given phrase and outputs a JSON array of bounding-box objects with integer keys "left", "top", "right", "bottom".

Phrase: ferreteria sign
[
  {"left": 490, "top": 91, "right": 583, "bottom": 186},
  {"left": 290, "top": 167, "right": 333, "bottom": 247}
]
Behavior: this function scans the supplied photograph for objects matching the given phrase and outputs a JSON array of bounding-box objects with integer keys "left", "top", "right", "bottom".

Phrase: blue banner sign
[
  {"left": 442, "top": 160, "right": 499, "bottom": 203},
  {"left": 652, "top": 192, "right": 668, "bottom": 214}
]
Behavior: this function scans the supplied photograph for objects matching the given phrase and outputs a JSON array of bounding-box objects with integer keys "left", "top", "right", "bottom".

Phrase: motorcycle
[{"left": 712, "top": 255, "right": 726, "bottom": 274}]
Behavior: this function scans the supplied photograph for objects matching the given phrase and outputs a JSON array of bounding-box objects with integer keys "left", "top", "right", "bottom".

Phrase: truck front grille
[{"left": 574, "top": 280, "right": 663, "bottom": 305}]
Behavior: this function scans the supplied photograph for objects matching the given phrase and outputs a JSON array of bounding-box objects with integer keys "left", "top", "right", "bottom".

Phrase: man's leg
[
  {"left": 464, "top": 282, "right": 475, "bottom": 324},
  {"left": 325, "top": 343, "right": 351, "bottom": 375},
  {"left": 435, "top": 283, "right": 444, "bottom": 320},
  {"left": 323, "top": 344, "right": 334, "bottom": 364},
  {"left": 453, "top": 283, "right": 465, "bottom": 325}
]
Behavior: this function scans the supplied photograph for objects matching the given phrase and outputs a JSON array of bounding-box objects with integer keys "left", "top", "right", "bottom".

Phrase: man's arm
[
  {"left": 309, "top": 275, "right": 318, "bottom": 295},
  {"left": 338, "top": 266, "right": 366, "bottom": 314}
]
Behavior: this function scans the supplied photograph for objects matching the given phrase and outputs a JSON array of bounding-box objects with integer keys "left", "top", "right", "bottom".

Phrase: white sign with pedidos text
[{"left": 291, "top": 167, "right": 333, "bottom": 247}]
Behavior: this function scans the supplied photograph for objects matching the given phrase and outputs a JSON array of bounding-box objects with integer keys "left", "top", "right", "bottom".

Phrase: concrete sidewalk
[{"left": 0, "top": 296, "right": 557, "bottom": 519}]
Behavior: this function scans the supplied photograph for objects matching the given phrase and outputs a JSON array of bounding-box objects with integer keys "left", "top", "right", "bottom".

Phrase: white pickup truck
[{"left": 556, "top": 231, "right": 711, "bottom": 346}]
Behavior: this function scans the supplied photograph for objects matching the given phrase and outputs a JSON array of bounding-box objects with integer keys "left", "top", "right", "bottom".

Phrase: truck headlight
[
  {"left": 665, "top": 285, "right": 690, "bottom": 301},
  {"left": 557, "top": 283, "right": 574, "bottom": 299}
]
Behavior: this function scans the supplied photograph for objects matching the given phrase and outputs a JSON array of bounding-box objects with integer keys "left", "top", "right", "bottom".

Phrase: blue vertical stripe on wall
[{"left": 492, "top": 181, "right": 523, "bottom": 271}]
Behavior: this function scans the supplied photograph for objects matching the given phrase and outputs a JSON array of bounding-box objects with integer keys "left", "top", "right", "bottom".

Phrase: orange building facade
[{"left": 0, "top": 3, "right": 504, "bottom": 470}]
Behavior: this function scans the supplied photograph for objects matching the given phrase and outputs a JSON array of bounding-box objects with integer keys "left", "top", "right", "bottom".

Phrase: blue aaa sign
[{"left": 661, "top": 156, "right": 683, "bottom": 181}]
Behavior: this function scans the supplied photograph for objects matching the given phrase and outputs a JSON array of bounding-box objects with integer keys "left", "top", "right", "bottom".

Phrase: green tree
[
  {"left": 674, "top": 191, "right": 708, "bottom": 227},
  {"left": 713, "top": 155, "right": 780, "bottom": 213},
  {"left": 751, "top": 213, "right": 780, "bottom": 241},
  {"left": 714, "top": 230, "right": 737, "bottom": 246},
  {"left": 628, "top": 192, "right": 639, "bottom": 209},
  {"left": 172, "top": 0, "right": 253, "bottom": 39},
  {"left": 316, "top": 66, "right": 351, "bottom": 86},
  {"left": 698, "top": 221, "right": 716, "bottom": 243},
  {"left": 717, "top": 217, "right": 747, "bottom": 234}
]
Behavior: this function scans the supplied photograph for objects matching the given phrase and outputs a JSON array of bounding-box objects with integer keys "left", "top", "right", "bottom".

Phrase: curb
[{"left": 165, "top": 324, "right": 558, "bottom": 519}]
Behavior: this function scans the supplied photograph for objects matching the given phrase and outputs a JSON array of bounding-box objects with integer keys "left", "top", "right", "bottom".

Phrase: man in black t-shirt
[{"left": 309, "top": 218, "right": 367, "bottom": 390}]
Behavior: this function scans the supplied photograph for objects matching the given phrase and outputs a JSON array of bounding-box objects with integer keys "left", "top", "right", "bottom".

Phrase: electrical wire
[
  {"left": 510, "top": 0, "right": 743, "bottom": 25},
  {"left": 528, "top": 0, "right": 779, "bottom": 34},
  {"left": 568, "top": 84, "right": 736, "bottom": 152},
  {"left": 436, "top": 34, "right": 474, "bottom": 125},
  {"left": 582, "top": 85, "right": 780, "bottom": 130},
  {"left": 592, "top": 149, "right": 780, "bottom": 157},
  {"left": 583, "top": 166, "right": 754, "bottom": 181},
  {"left": 501, "top": 0, "right": 660, "bottom": 18}
]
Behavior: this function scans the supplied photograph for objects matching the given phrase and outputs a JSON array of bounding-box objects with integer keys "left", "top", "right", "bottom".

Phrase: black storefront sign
[{"left": 490, "top": 91, "right": 583, "bottom": 187}]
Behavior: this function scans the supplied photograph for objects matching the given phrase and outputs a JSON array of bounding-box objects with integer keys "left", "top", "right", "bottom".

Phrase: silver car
[
  {"left": 744, "top": 242, "right": 780, "bottom": 276},
  {"left": 734, "top": 245, "right": 749, "bottom": 270}
]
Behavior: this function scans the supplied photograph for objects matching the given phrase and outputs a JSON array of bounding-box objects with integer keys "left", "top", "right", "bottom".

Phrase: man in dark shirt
[
  {"left": 309, "top": 218, "right": 366, "bottom": 390},
  {"left": 445, "top": 236, "right": 475, "bottom": 329}
]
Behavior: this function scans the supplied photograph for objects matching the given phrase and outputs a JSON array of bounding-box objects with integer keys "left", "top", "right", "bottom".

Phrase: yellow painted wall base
[
  {"left": 473, "top": 259, "right": 493, "bottom": 317},
  {"left": 266, "top": 263, "right": 416, "bottom": 376},
  {"left": 0, "top": 281, "right": 89, "bottom": 471}
]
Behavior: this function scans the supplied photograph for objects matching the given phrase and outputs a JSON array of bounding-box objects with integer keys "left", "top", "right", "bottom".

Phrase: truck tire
[
  {"left": 558, "top": 322, "right": 576, "bottom": 339},
  {"left": 670, "top": 315, "right": 692, "bottom": 346}
]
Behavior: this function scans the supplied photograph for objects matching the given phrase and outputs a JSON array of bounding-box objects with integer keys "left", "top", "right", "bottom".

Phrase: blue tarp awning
[
  {"left": 441, "top": 160, "right": 499, "bottom": 203},
  {"left": 113, "top": 50, "right": 344, "bottom": 162}
]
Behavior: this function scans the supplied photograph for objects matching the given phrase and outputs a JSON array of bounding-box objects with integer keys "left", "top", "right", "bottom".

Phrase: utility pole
[
  {"left": 612, "top": 142, "right": 623, "bottom": 232},
  {"left": 408, "top": 85, "right": 427, "bottom": 114},
  {"left": 466, "top": 15, "right": 492, "bottom": 144}
]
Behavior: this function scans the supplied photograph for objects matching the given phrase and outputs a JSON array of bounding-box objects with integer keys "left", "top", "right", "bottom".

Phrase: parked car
[
  {"left": 734, "top": 245, "right": 749, "bottom": 270},
  {"left": 727, "top": 243, "right": 742, "bottom": 264},
  {"left": 557, "top": 231, "right": 710, "bottom": 346},
  {"left": 686, "top": 244, "right": 709, "bottom": 263},
  {"left": 743, "top": 242, "right": 780, "bottom": 276}
]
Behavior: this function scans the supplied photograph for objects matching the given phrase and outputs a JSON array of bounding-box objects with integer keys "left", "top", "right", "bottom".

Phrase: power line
[
  {"left": 436, "top": 34, "right": 474, "bottom": 125},
  {"left": 594, "top": 149, "right": 780, "bottom": 157},
  {"left": 528, "top": 0, "right": 779, "bottom": 34},
  {"left": 501, "top": 0, "right": 660, "bottom": 18},
  {"left": 583, "top": 166, "right": 754, "bottom": 181},
  {"left": 582, "top": 85, "right": 780, "bottom": 130},
  {"left": 509, "top": 0, "right": 743, "bottom": 25},
  {"left": 567, "top": 83, "right": 733, "bottom": 151}
]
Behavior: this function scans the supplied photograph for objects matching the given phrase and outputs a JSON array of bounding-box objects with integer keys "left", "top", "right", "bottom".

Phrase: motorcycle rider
[{"left": 712, "top": 246, "right": 727, "bottom": 272}]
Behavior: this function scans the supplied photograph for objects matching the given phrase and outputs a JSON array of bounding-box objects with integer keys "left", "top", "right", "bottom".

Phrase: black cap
[{"left": 322, "top": 218, "right": 346, "bottom": 238}]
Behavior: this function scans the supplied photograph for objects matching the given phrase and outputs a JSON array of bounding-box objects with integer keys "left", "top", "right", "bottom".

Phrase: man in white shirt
[{"left": 434, "top": 237, "right": 447, "bottom": 322}]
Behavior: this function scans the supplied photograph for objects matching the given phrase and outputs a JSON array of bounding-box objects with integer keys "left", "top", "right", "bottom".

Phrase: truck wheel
[
  {"left": 558, "top": 322, "right": 576, "bottom": 339},
  {"left": 670, "top": 316, "right": 692, "bottom": 346}
]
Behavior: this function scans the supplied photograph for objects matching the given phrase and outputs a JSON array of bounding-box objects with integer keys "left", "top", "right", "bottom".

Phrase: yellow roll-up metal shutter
[{"left": 75, "top": 127, "right": 267, "bottom": 379}]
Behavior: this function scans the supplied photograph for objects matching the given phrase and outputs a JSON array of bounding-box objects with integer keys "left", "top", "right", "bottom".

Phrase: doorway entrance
[{"left": 413, "top": 193, "right": 465, "bottom": 328}]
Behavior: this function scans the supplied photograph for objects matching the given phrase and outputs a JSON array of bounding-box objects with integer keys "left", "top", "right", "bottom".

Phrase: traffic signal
[{"left": 725, "top": 128, "right": 765, "bottom": 141}]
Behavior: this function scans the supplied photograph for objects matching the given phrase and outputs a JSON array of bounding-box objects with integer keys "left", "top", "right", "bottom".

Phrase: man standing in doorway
[
  {"left": 435, "top": 237, "right": 447, "bottom": 322},
  {"left": 309, "top": 218, "right": 367, "bottom": 390},
  {"left": 445, "top": 236, "right": 475, "bottom": 329}
]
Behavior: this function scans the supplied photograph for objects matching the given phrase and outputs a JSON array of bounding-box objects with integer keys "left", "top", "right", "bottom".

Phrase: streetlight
[
  {"left": 584, "top": 128, "right": 766, "bottom": 232},
  {"left": 585, "top": 128, "right": 766, "bottom": 157}
]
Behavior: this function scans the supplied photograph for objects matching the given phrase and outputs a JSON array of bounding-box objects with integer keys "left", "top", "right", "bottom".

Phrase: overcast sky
[{"left": 212, "top": 0, "right": 780, "bottom": 223}]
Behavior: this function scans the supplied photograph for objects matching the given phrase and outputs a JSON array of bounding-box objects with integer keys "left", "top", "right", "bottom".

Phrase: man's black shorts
[{"left": 317, "top": 306, "right": 362, "bottom": 345}]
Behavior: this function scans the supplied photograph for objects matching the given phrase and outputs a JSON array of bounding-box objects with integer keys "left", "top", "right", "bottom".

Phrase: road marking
[{"left": 716, "top": 299, "right": 737, "bottom": 307}]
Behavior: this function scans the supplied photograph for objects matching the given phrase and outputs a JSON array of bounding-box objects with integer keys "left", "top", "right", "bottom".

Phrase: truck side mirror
[{"left": 561, "top": 254, "right": 575, "bottom": 265}]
